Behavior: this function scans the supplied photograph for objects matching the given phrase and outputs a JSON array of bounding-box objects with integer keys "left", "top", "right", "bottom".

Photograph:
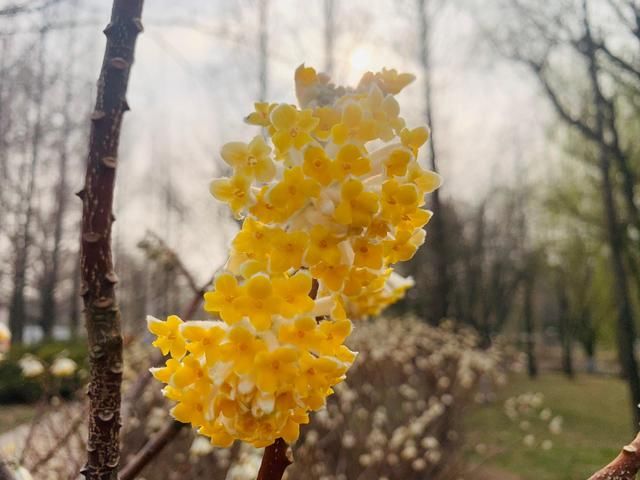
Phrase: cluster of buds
[{"left": 148, "top": 65, "right": 441, "bottom": 448}]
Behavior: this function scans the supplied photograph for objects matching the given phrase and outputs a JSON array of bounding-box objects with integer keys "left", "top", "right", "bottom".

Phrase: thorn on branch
[
  {"left": 102, "top": 156, "right": 117, "bottom": 168},
  {"left": 109, "top": 57, "right": 129, "bottom": 70},
  {"left": 91, "top": 110, "right": 106, "bottom": 121},
  {"left": 132, "top": 18, "right": 144, "bottom": 33},
  {"left": 82, "top": 232, "right": 101, "bottom": 243}
]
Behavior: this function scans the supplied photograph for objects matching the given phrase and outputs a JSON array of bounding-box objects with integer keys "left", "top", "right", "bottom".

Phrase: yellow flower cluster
[{"left": 148, "top": 65, "right": 441, "bottom": 448}]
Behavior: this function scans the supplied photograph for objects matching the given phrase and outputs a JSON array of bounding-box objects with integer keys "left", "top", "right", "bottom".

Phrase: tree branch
[
  {"left": 118, "top": 420, "right": 184, "bottom": 480},
  {"left": 79, "top": 1, "right": 144, "bottom": 479},
  {"left": 257, "top": 438, "right": 292, "bottom": 480},
  {"left": 588, "top": 432, "right": 640, "bottom": 479},
  {"left": 596, "top": 40, "right": 640, "bottom": 81}
]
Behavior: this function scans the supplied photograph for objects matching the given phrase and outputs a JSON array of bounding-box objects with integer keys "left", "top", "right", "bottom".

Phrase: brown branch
[
  {"left": 79, "top": 1, "right": 144, "bottom": 479},
  {"left": 30, "top": 407, "right": 86, "bottom": 475},
  {"left": 588, "top": 432, "right": 640, "bottom": 480},
  {"left": 118, "top": 420, "right": 184, "bottom": 480},
  {"left": 257, "top": 438, "right": 292, "bottom": 480},
  {"left": 140, "top": 231, "right": 201, "bottom": 295}
]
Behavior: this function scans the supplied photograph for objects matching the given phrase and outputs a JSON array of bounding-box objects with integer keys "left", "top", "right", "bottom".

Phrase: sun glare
[{"left": 350, "top": 46, "right": 372, "bottom": 73}]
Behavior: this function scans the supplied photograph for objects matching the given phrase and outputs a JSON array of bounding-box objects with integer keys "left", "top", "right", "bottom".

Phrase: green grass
[{"left": 465, "top": 373, "right": 633, "bottom": 479}]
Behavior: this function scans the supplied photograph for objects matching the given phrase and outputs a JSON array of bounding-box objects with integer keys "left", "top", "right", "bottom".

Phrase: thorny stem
[
  {"left": 588, "top": 432, "right": 640, "bottom": 480},
  {"left": 79, "top": 1, "right": 144, "bottom": 479},
  {"left": 257, "top": 438, "right": 293, "bottom": 480}
]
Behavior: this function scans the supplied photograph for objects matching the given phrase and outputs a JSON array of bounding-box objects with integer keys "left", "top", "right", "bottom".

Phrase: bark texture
[{"left": 79, "top": 1, "right": 144, "bottom": 479}]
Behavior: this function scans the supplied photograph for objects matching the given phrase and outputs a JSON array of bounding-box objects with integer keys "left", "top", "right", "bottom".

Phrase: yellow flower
[
  {"left": 368, "top": 218, "right": 390, "bottom": 238},
  {"left": 233, "top": 217, "right": 274, "bottom": 261},
  {"left": 353, "top": 237, "right": 384, "bottom": 269},
  {"left": 250, "top": 186, "right": 286, "bottom": 223},
  {"left": 310, "top": 262, "right": 349, "bottom": 291},
  {"left": 273, "top": 271, "right": 315, "bottom": 318},
  {"left": 204, "top": 273, "right": 242, "bottom": 324},
  {"left": 384, "top": 230, "right": 417, "bottom": 263},
  {"left": 330, "top": 103, "right": 377, "bottom": 145},
  {"left": 254, "top": 346, "right": 300, "bottom": 393},
  {"left": 305, "top": 225, "right": 343, "bottom": 266},
  {"left": 295, "top": 352, "right": 346, "bottom": 400},
  {"left": 233, "top": 274, "right": 281, "bottom": 330},
  {"left": 269, "top": 229, "right": 309, "bottom": 273},
  {"left": 148, "top": 64, "right": 439, "bottom": 450},
  {"left": 407, "top": 163, "right": 442, "bottom": 194},
  {"left": 400, "top": 126, "right": 430, "bottom": 152},
  {"left": 269, "top": 166, "right": 320, "bottom": 217},
  {"left": 333, "top": 178, "right": 379, "bottom": 228},
  {"left": 279, "top": 411, "right": 309, "bottom": 443},
  {"left": 333, "top": 144, "right": 371, "bottom": 179},
  {"left": 270, "top": 104, "right": 319, "bottom": 153},
  {"left": 199, "top": 420, "right": 235, "bottom": 448},
  {"left": 245, "top": 102, "right": 274, "bottom": 127},
  {"left": 221, "top": 136, "right": 275, "bottom": 182},
  {"left": 303, "top": 146, "right": 334, "bottom": 186},
  {"left": 343, "top": 268, "right": 378, "bottom": 297},
  {"left": 182, "top": 322, "right": 226, "bottom": 365},
  {"left": 375, "top": 68, "right": 415, "bottom": 94},
  {"left": 384, "top": 148, "right": 412, "bottom": 176},
  {"left": 380, "top": 178, "right": 420, "bottom": 223},
  {"left": 171, "top": 383, "right": 211, "bottom": 427},
  {"left": 148, "top": 315, "right": 186, "bottom": 359},
  {"left": 397, "top": 208, "right": 433, "bottom": 231},
  {"left": 150, "top": 358, "right": 180, "bottom": 383},
  {"left": 313, "top": 106, "right": 341, "bottom": 140},
  {"left": 278, "top": 316, "right": 319, "bottom": 350},
  {"left": 172, "top": 355, "right": 208, "bottom": 389},
  {"left": 210, "top": 175, "right": 251, "bottom": 218},
  {"left": 219, "top": 323, "right": 267, "bottom": 374},
  {"left": 316, "top": 319, "right": 352, "bottom": 356},
  {"left": 368, "top": 88, "right": 406, "bottom": 140}
]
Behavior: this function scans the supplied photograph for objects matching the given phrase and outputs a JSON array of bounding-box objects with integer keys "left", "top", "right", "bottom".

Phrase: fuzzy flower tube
[{"left": 147, "top": 65, "right": 441, "bottom": 448}]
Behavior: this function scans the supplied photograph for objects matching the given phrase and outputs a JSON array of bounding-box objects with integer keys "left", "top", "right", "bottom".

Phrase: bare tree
[
  {"left": 8, "top": 26, "right": 48, "bottom": 343},
  {"left": 482, "top": 0, "right": 640, "bottom": 427},
  {"left": 417, "top": 0, "right": 450, "bottom": 323}
]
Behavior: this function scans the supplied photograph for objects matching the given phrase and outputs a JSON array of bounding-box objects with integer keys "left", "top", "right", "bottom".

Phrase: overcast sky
[{"left": 4, "top": 0, "right": 553, "bottom": 283}]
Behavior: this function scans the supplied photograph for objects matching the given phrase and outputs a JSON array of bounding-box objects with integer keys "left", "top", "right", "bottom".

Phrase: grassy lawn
[
  {"left": 465, "top": 373, "right": 633, "bottom": 479},
  {"left": 0, "top": 404, "right": 37, "bottom": 433}
]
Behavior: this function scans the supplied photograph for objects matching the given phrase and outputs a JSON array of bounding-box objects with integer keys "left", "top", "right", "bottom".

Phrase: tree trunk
[
  {"left": 70, "top": 248, "right": 81, "bottom": 339},
  {"left": 8, "top": 28, "right": 48, "bottom": 344},
  {"left": 78, "top": 2, "right": 144, "bottom": 478},
  {"left": 40, "top": 19, "right": 77, "bottom": 340},
  {"left": 522, "top": 271, "right": 538, "bottom": 378},
  {"left": 417, "top": 0, "right": 449, "bottom": 323},
  {"left": 557, "top": 281, "right": 574, "bottom": 379}
]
